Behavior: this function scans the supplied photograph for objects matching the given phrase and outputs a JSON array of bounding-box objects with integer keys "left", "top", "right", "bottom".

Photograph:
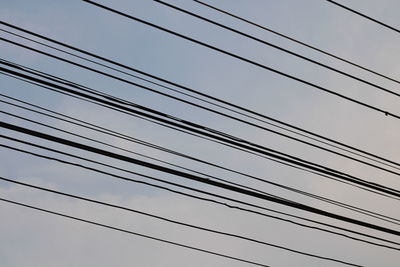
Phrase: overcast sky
[{"left": 1, "top": 0, "right": 400, "bottom": 266}]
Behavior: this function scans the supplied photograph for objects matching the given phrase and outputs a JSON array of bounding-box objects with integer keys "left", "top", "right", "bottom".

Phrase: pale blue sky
[{"left": 1, "top": 0, "right": 400, "bottom": 266}]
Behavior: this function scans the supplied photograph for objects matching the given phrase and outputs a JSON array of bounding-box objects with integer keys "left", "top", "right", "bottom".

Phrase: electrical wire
[
  {"left": 81, "top": 0, "right": 400, "bottom": 121},
  {"left": 193, "top": 0, "right": 400, "bottom": 85},
  {"left": 2, "top": 38, "right": 399, "bottom": 177},
  {"left": 326, "top": 0, "right": 400, "bottom": 34},
  {"left": 0, "top": 138, "right": 398, "bottom": 250},
  {"left": 2, "top": 64, "right": 400, "bottom": 200},
  {"left": 2, "top": 97, "right": 399, "bottom": 226},
  {"left": 0, "top": 197, "right": 271, "bottom": 267},
  {"left": 0, "top": 175, "right": 364, "bottom": 266},
  {"left": 1, "top": 122, "right": 399, "bottom": 237},
  {"left": 2, "top": 21, "right": 399, "bottom": 171},
  {"left": 155, "top": 0, "right": 400, "bottom": 99}
]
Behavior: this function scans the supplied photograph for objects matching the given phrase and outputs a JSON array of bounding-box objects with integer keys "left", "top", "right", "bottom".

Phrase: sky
[{"left": 1, "top": 0, "right": 400, "bottom": 266}]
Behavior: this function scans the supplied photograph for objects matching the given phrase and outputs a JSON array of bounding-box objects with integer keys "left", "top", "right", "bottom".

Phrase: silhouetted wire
[
  {"left": 325, "top": 0, "right": 400, "bottom": 34},
  {"left": 2, "top": 22, "right": 399, "bottom": 171},
  {"left": 193, "top": 0, "right": 400, "bottom": 85},
  {"left": 2, "top": 65, "right": 400, "bottom": 200},
  {"left": 0, "top": 197, "right": 271, "bottom": 267},
  {"left": 0, "top": 139, "right": 398, "bottom": 250},
  {"left": 6, "top": 69, "right": 353, "bottom": 191},
  {"left": 0, "top": 109, "right": 286, "bottom": 202},
  {"left": 1, "top": 123, "right": 399, "bottom": 238},
  {"left": 155, "top": 0, "right": 400, "bottom": 99},
  {"left": 2, "top": 96, "right": 400, "bottom": 226},
  {"left": 0, "top": 176, "right": 364, "bottom": 266},
  {"left": 2, "top": 41, "right": 399, "bottom": 178},
  {"left": 81, "top": 0, "right": 400, "bottom": 121}
]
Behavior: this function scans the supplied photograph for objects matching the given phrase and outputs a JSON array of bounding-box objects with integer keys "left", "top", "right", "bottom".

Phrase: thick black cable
[
  {"left": 0, "top": 109, "right": 285, "bottom": 202},
  {"left": 3, "top": 102, "right": 398, "bottom": 225},
  {"left": 6, "top": 69, "right": 350, "bottom": 191},
  {"left": 193, "top": 0, "right": 400, "bottom": 85},
  {"left": 3, "top": 65, "right": 399, "bottom": 200},
  {"left": 0, "top": 198, "right": 271, "bottom": 267},
  {"left": 1, "top": 122, "right": 399, "bottom": 237},
  {"left": 326, "top": 0, "right": 400, "bottom": 34},
  {"left": 3, "top": 57, "right": 400, "bottom": 178},
  {"left": 0, "top": 176, "right": 363, "bottom": 266},
  {"left": 1, "top": 139, "right": 398, "bottom": 250},
  {"left": 155, "top": 0, "right": 400, "bottom": 99},
  {"left": 2, "top": 21, "right": 399, "bottom": 170},
  {"left": 3, "top": 104, "right": 398, "bottom": 226},
  {"left": 4, "top": 93, "right": 398, "bottom": 225},
  {"left": 81, "top": 0, "right": 400, "bottom": 121}
]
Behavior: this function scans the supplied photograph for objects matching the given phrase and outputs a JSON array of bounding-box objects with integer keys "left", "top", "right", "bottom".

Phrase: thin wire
[
  {"left": 2, "top": 22, "right": 399, "bottom": 171},
  {"left": 2, "top": 96, "right": 400, "bottom": 226},
  {"left": 1, "top": 122, "right": 399, "bottom": 237},
  {"left": 0, "top": 176, "right": 364, "bottom": 266},
  {"left": 155, "top": 0, "right": 400, "bottom": 99},
  {"left": 81, "top": 0, "right": 400, "bottom": 121},
  {"left": 0, "top": 139, "right": 398, "bottom": 250},
  {"left": 326, "top": 0, "right": 400, "bottom": 34},
  {"left": 193, "top": 0, "right": 400, "bottom": 85},
  {"left": 0, "top": 197, "right": 271, "bottom": 267},
  {"left": 3, "top": 57, "right": 400, "bottom": 178},
  {"left": 3, "top": 65, "right": 400, "bottom": 200}
]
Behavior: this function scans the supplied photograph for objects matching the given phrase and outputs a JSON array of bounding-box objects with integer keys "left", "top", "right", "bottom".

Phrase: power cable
[
  {"left": 81, "top": 0, "right": 400, "bottom": 121},
  {"left": 193, "top": 0, "right": 400, "bottom": 85},
  {"left": 2, "top": 103, "right": 399, "bottom": 226},
  {"left": 155, "top": 0, "right": 400, "bottom": 99},
  {"left": 0, "top": 138, "right": 398, "bottom": 250},
  {"left": 0, "top": 175, "right": 364, "bottom": 266},
  {"left": 2, "top": 21, "right": 399, "bottom": 171},
  {"left": 2, "top": 64, "right": 400, "bottom": 200},
  {"left": 326, "top": 0, "right": 400, "bottom": 34},
  {"left": 2, "top": 39, "right": 399, "bottom": 177},
  {"left": 1, "top": 122, "right": 399, "bottom": 237},
  {"left": 0, "top": 197, "right": 271, "bottom": 267}
]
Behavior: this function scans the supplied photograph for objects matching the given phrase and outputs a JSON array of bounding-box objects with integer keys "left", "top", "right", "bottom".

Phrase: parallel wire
[
  {"left": 3, "top": 64, "right": 400, "bottom": 200},
  {"left": 2, "top": 98, "right": 399, "bottom": 226},
  {"left": 2, "top": 21, "right": 399, "bottom": 171},
  {"left": 155, "top": 0, "right": 400, "bottom": 99},
  {"left": 81, "top": 0, "right": 400, "bottom": 121},
  {"left": 2, "top": 38, "right": 399, "bottom": 177},
  {"left": 193, "top": 0, "right": 400, "bottom": 85},
  {"left": 0, "top": 197, "right": 271, "bottom": 267},
  {"left": 1, "top": 122, "right": 399, "bottom": 237},
  {"left": 326, "top": 0, "right": 400, "bottom": 34},
  {"left": 0, "top": 176, "right": 364, "bottom": 267},
  {"left": 0, "top": 139, "right": 399, "bottom": 250}
]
